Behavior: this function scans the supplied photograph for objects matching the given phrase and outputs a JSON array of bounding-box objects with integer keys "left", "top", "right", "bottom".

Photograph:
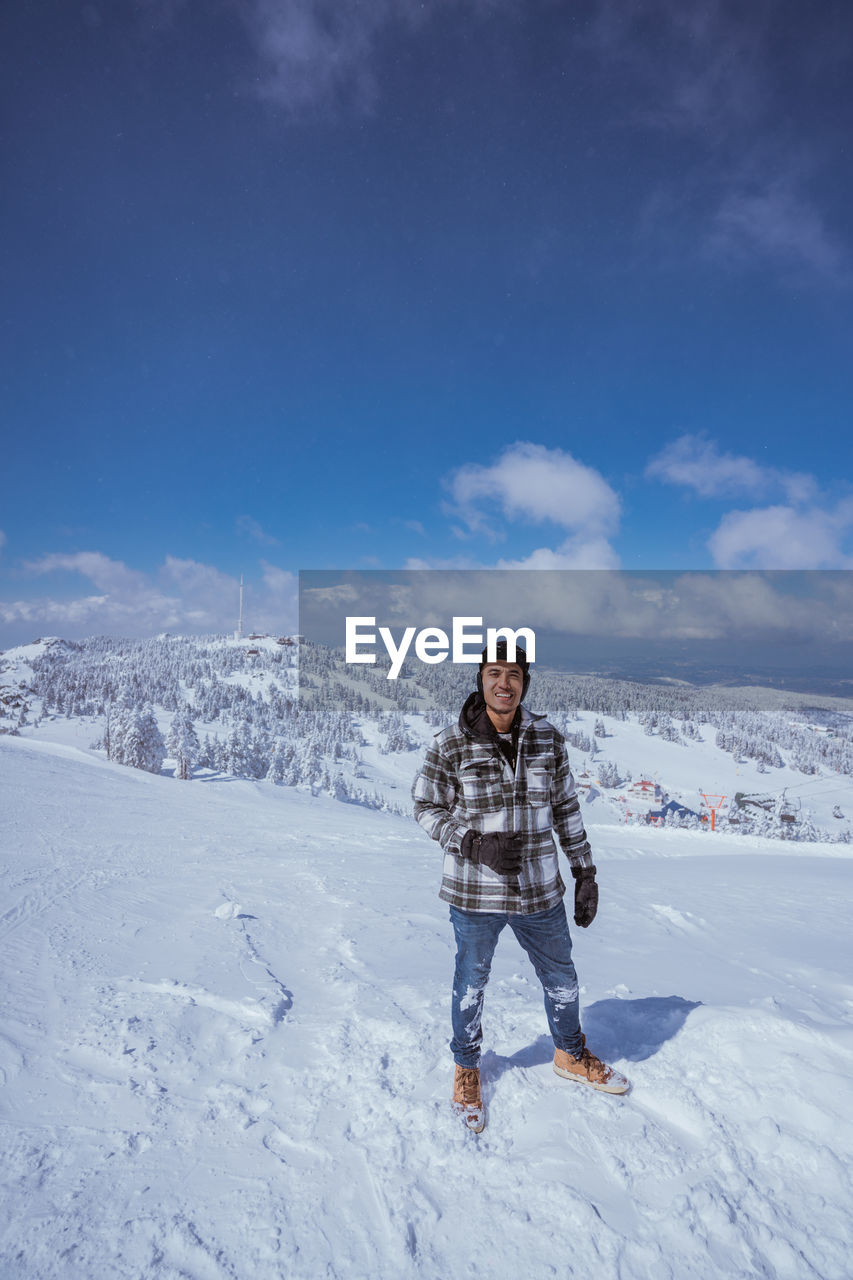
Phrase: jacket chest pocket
[
  {"left": 525, "top": 759, "right": 552, "bottom": 807},
  {"left": 458, "top": 760, "right": 503, "bottom": 816}
]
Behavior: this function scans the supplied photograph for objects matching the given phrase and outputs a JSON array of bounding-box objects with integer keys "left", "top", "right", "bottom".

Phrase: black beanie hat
[{"left": 476, "top": 640, "right": 531, "bottom": 700}]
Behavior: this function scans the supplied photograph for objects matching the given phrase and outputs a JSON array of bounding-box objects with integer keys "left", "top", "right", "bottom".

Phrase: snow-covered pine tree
[
  {"left": 224, "top": 723, "right": 253, "bottom": 777},
  {"left": 331, "top": 771, "right": 350, "bottom": 801},
  {"left": 167, "top": 704, "right": 199, "bottom": 780},
  {"left": 380, "top": 711, "right": 418, "bottom": 754},
  {"left": 108, "top": 705, "right": 131, "bottom": 763},
  {"left": 266, "top": 739, "right": 288, "bottom": 785},
  {"left": 597, "top": 760, "right": 621, "bottom": 788},
  {"left": 197, "top": 733, "right": 216, "bottom": 770},
  {"left": 115, "top": 704, "right": 166, "bottom": 774}
]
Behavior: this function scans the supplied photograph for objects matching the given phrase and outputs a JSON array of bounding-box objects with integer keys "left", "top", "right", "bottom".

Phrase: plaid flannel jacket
[{"left": 412, "top": 704, "right": 593, "bottom": 914}]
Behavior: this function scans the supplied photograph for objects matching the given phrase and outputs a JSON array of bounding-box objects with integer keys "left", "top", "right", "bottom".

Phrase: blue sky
[{"left": 1, "top": 0, "right": 852, "bottom": 644}]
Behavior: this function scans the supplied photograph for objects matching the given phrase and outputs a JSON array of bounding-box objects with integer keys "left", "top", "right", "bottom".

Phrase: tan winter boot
[
  {"left": 554, "top": 1035, "right": 629, "bottom": 1095},
  {"left": 452, "top": 1065, "right": 486, "bottom": 1133}
]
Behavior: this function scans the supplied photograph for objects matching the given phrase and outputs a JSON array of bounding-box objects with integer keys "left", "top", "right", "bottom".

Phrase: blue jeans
[{"left": 449, "top": 899, "right": 583, "bottom": 1068}]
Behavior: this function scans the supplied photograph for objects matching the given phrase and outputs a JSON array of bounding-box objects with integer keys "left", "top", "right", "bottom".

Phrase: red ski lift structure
[{"left": 700, "top": 792, "right": 727, "bottom": 832}]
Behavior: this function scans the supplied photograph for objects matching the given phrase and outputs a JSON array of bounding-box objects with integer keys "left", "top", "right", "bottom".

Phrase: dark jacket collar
[
  {"left": 458, "top": 692, "right": 515, "bottom": 740},
  {"left": 460, "top": 689, "right": 525, "bottom": 743},
  {"left": 459, "top": 692, "right": 549, "bottom": 736},
  {"left": 459, "top": 692, "right": 525, "bottom": 768}
]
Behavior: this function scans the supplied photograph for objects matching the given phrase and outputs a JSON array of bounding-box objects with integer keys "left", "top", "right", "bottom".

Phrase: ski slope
[{"left": 2, "top": 735, "right": 852, "bottom": 1279}]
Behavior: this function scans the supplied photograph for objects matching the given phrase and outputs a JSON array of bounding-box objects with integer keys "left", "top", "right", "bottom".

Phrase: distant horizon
[
  {"left": 6, "top": 626, "right": 851, "bottom": 707},
  {"left": 296, "top": 568, "right": 853, "bottom": 700}
]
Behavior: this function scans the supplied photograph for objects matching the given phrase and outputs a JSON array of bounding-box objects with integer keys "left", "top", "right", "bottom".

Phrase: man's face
[{"left": 480, "top": 660, "right": 524, "bottom": 720}]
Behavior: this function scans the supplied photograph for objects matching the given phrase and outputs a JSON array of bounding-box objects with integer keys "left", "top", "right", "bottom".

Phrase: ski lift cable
[
  {"left": 777, "top": 775, "right": 852, "bottom": 801},
  {"left": 789, "top": 775, "right": 853, "bottom": 796}
]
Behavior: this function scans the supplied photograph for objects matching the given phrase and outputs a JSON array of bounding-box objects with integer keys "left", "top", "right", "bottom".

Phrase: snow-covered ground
[{"left": 2, "top": 734, "right": 852, "bottom": 1279}]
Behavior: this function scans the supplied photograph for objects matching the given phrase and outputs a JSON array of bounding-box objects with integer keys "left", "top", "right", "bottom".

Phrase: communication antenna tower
[{"left": 235, "top": 574, "right": 244, "bottom": 641}]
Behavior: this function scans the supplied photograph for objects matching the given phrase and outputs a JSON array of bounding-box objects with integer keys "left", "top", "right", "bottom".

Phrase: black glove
[
  {"left": 461, "top": 830, "right": 524, "bottom": 876},
  {"left": 571, "top": 865, "right": 598, "bottom": 928}
]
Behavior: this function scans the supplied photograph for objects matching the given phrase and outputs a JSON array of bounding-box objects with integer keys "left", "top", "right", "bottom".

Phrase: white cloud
[
  {"left": 237, "top": 515, "right": 280, "bottom": 547},
  {"left": 402, "top": 546, "right": 620, "bottom": 570},
  {"left": 446, "top": 442, "right": 621, "bottom": 544},
  {"left": 160, "top": 557, "right": 243, "bottom": 626},
  {"left": 582, "top": 4, "right": 847, "bottom": 283},
  {"left": 709, "top": 180, "right": 846, "bottom": 278},
  {"left": 399, "top": 444, "right": 624, "bottom": 570},
  {"left": 495, "top": 535, "right": 621, "bottom": 571},
  {"left": 316, "top": 567, "right": 853, "bottom": 648},
  {"left": 260, "top": 561, "right": 298, "bottom": 597},
  {"left": 26, "top": 551, "right": 151, "bottom": 595},
  {"left": 584, "top": 0, "right": 771, "bottom": 138},
  {"left": 403, "top": 554, "right": 484, "bottom": 570},
  {"left": 646, "top": 437, "right": 852, "bottom": 569},
  {"left": 300, "top": 583, "right": 361, "bottom": 607},
  {"left": 135, "top": 0, "right": 513, "bottom": 116},
  {"left": 238, "top": 0, "right": 443, "bottom": 114},
  {"left": 3, "top": 552, "right": 298, "bottom": 640},
  {"left": 708, "top": 503, "right": 853, "bottom": 569},
  {"left": 646, "top": 434, "right": 817, "bottom": 503},
  {"left": 1, "top": 594, "right": 112, "bottom": 629},
  {"left": 0, "top": 529, "right": 7, "bottom": 553}
]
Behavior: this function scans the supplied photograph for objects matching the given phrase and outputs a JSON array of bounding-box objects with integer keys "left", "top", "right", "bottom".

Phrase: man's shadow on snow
[{"left": 482, "top": 995, "right": 701, "bottom": 1081}]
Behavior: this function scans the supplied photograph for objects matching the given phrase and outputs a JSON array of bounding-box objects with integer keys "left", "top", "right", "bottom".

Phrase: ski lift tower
[
  {"left": 235, "top": 574, "right": 244, "bottom": 641},
  {"left": 777, "top": 790, "right": 801, "bottom": 824},
  {"left": 700, "top": 792, "right": 727, "bottom": 832}
]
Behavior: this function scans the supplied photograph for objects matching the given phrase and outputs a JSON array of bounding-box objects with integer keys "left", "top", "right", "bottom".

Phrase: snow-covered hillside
[
  {"left": 1, "top": 732, "right": 852, "bottom": 1279},
  {"left": 2, "top": 633, "right": 852, "bottom": 841}
]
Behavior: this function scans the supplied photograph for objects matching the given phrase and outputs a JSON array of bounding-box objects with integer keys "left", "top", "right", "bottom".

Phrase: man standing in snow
[{"left": 412, "top": 642, "right": 628, "bottom": 1132}]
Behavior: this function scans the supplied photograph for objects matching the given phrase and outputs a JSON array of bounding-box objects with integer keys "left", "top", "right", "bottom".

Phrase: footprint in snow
[{"left": 650, "top": 903, "right": 705, "bottom": 933}]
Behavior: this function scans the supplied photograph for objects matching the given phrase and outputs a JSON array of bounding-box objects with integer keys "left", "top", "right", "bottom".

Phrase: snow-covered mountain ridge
[{"left": 2, "top": 632, "right": 851, "bottom": 841}]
